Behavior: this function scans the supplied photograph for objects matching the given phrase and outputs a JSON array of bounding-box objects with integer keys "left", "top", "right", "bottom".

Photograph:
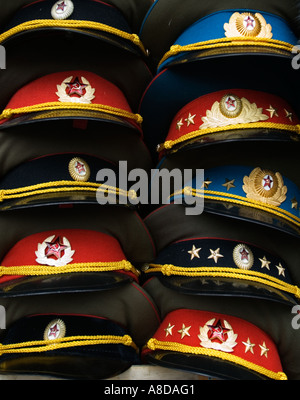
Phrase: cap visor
[
  {"left": 161, "top": 127, "right": 300, "bottom": 157},
  {"left": 0, "top": 271, "right": 135, "bottom": 297},
  {"left": 156, "top": 275, "right": 297, "bottom": 306},
  {"left": 0, "top": 109, "right": 139, "bottom": 131},
  {"left": 145, "top": 350, "right": 268, "bottom": 380},
  {"left": 202, "top": 199, "right": 300, "bottom": 238},
  {"left": 0, "top": 191, "right": 134, "bottom": 211},
  {"left": 160, "top": 45, "right": 293, "bottom": 71},
  {"left": 0, "top": 353, "right": 136, "bottom": 380}
]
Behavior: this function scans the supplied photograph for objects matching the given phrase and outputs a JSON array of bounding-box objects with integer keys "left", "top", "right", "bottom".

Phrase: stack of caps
[
  {"left": 0, "top": 0, "right": 162, "bottom": 380},
  {"left": 138, "top": 0, "right": 300, "bottom": 380}
]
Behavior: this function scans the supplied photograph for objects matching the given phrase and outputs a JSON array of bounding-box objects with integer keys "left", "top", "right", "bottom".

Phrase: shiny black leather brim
[
  {"left": 0, "top": 271, "right": 134, "bottom": 298},
  {"left": 156, "top": 275, "right": 297, "bottom": 306},
  {"left": 145, "top": 351, "right": 267, "bottom": 380}
]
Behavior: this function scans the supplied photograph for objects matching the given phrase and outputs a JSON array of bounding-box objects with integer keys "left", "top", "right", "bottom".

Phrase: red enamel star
[
  {"left": 263, "top": 175, "right": 273, "bottom": 189},
  {"left": 56, "top": 1, "right": 67, "bottom": 11},
  {"left": 240, "top": 247, "right": 249, "bottom": 261},
  {"left": 244, "top": 16, "right": 255, "bottom": 28},
  {"left": 207, "top": 319, "right": 230, "bottom": 343},
  {"left": 225, "top": 97, "right": 236, "bottom": 109},
  {"left": 66, "top": 77, "right": 88, "bottom": 97},
  {"left": 45, "top": 236, "right": 68, "bottom": 260},
  {"left": 75, "top": 161, "right": 86, "bottom": 175},
  {"left": 49, "top": 324, "right": 60, "bottom": 338}
]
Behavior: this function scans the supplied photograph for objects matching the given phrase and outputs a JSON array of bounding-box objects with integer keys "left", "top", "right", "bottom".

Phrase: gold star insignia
[
  {"left": 208, "top": 248, "right": 224, "bottom": 263},
  {"left": 259, "top": 256, "right": 271, "bottom": 270},
  {"left": 259, "top": 342, "right": 269, "bottom": 358},
  {"left": 164, "top": 323, "right": 175, "bottom": 337},
  {"left": 178, "top": 324, "right": 191, "bottom": 339},
  {"left": 276, "top": 263, "right": 285, "bottom": 277},
  {"left": 242, "top": 338, "right": 255, "bottom": 354},
  {"left": 188, "top": 245, "right": 201, "bottom": 260},
  {"left": 201, "top": 180, "right": 212, "bottom": 189},
  {"left": 222, "top": 179, "right": 236, "bottom": 191},
  {"left": 176, "top": 118, "right": 184, "bottom": 131},
  {"left": 266, "top": 105, "right": 278, "bottom": 118},
  {"left": 284, "top": 109, "right": 293, "bottom": 122},
  {"left": 185, "top": 113, "right": 196, "bottom": 127},
  {"left": 291, "top": 197, "right": 298, "bottom": 209}
]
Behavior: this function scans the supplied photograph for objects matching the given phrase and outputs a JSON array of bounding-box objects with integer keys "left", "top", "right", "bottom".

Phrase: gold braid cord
[
  {"left": 0, "top": 19, "right": 147, "bottom": 54},
  {"left": 146, "top": 338, "right": 287, "bottom": 380},
  {"left": 158, "top": 37, "right": 295, "bottom": 67},
  {"left": 145, "top": 264, "right": 300, "bottom": 299},
  {"left": 0, "top": 334, "right": 138, "bottom": 354}
]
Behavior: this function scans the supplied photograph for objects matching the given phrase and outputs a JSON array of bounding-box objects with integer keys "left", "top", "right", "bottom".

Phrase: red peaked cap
[
  {"left": 0, "top": 229, "right": 138, "bottom": 285},
  {"left": 143, "top": 308, "right": 286, "bottom": 380},
  {"left": 0, "top": 70, "right": 142, "bottom": 130}
]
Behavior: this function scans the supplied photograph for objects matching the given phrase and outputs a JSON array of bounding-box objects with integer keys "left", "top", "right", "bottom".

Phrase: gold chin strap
[
  {"left": 0, "top": 19, "right": 147, "bottom": 55},
  {"left": 0, "top": 260, "right": 140, "bottom": 278},
  {"left": 0, "top": 334, "right": 138, "bottom": 355},
  {"left": 0, "top": 102, "right": 143, "bottom": 125},
  {"left": 146, "top": 338, "right": 287, "bottom": 380},
  {"left": 145, "top": 263, "right": 300, "bottom": 299},
  {"left": 0, "top": 181, "right": 137, "bottom": 202},
  {"left": 170, "top": 186, "right": 300, "bottom": 229},
  {"left": 158, "top": 36, "right": 296, "bottom": 68},
  {"left": 159, "top": 123, "right": 300, "bottom": 152}
]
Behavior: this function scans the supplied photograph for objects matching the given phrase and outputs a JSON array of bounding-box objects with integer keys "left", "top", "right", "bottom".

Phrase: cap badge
[
  {"left": 56, "top": 75, "right": 95, "bottom": 104},
  {"left": 224, "top": 12, "right": 273, "bottom": 39},
  {"left": 51, "top": 0, "right": 74, "bottom": 20},
  {"left": 35, "top": 235, "right": 75, "bottom": 267},
  {"left": 44, "top": 319, "right": 66, "bottom": 341},
  {"left": 200, "top": 94, "right": 268, "bottom": 129},
  {"left": 219, "top": 94, "right": 242, "bottom": 118},
  {"left": 233, "top": 244, "right": 254, "bottom": 270},
  {"left": 243, "top": 167, "right": 287, "bottom": 206},
  {"left": 198, "top": 318, "right": 238, "bottom": 353},
  {"left": 68, "top": 157, "right": 91, "bottom": 182}
]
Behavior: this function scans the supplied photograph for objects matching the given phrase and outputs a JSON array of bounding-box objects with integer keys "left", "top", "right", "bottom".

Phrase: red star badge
[
  {"left": 263, "top": 175, "right": 273, "bottom": 189},
  {"left": 45, "top": 236, "right": 68, "bottom": 260},
  {"left": 244, "top": 16, "right": 255, "bottom": 28},
  {"left": 207, "top": 319, "right": 230, "bottom": 343},
  {"left": 225, "top": 97, "right": 236, "bottom": 110},
  {"left": 66, "top": 77, "right": 88, "bottom": 97},
  {"left": 56, "top": 1, "right": 67, "bottom": 11},
  {"left": 240, "top": 247, "right": 249, "bottom": 261},
  {"left": 49, "top": 324, "right": 60, "bottom": 338},
  {"left": 75, "top": 161, "right": 86, "bottom": 175}
]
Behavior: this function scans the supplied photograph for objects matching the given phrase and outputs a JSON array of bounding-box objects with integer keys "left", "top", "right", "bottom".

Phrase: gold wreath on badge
[
  {"left": 198, "top": 318, "right": 238, "bottom": 353},
  {"left": 68, "top": 157, "right": 91, "bottom": 182},
  {"left": 233, "top": 244, "right": 254, "bottom": 270},
  {"left": 56, "top": 75, "right": 96, "bottom": 104},
  {"left": 200, "top": 94, "right": 269, "bottom": 129},
  {"left": 224, "top": 12, "right": 273, "bottom": 39},
  {"left": 243, "top": 167, "right": 287, "bottom": 206},
  {"left": 44, "top": 319, "right": 66, "bottom": 341},
  {"left": 35, "top": 235, "right": 75, "bottom": 267}
]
